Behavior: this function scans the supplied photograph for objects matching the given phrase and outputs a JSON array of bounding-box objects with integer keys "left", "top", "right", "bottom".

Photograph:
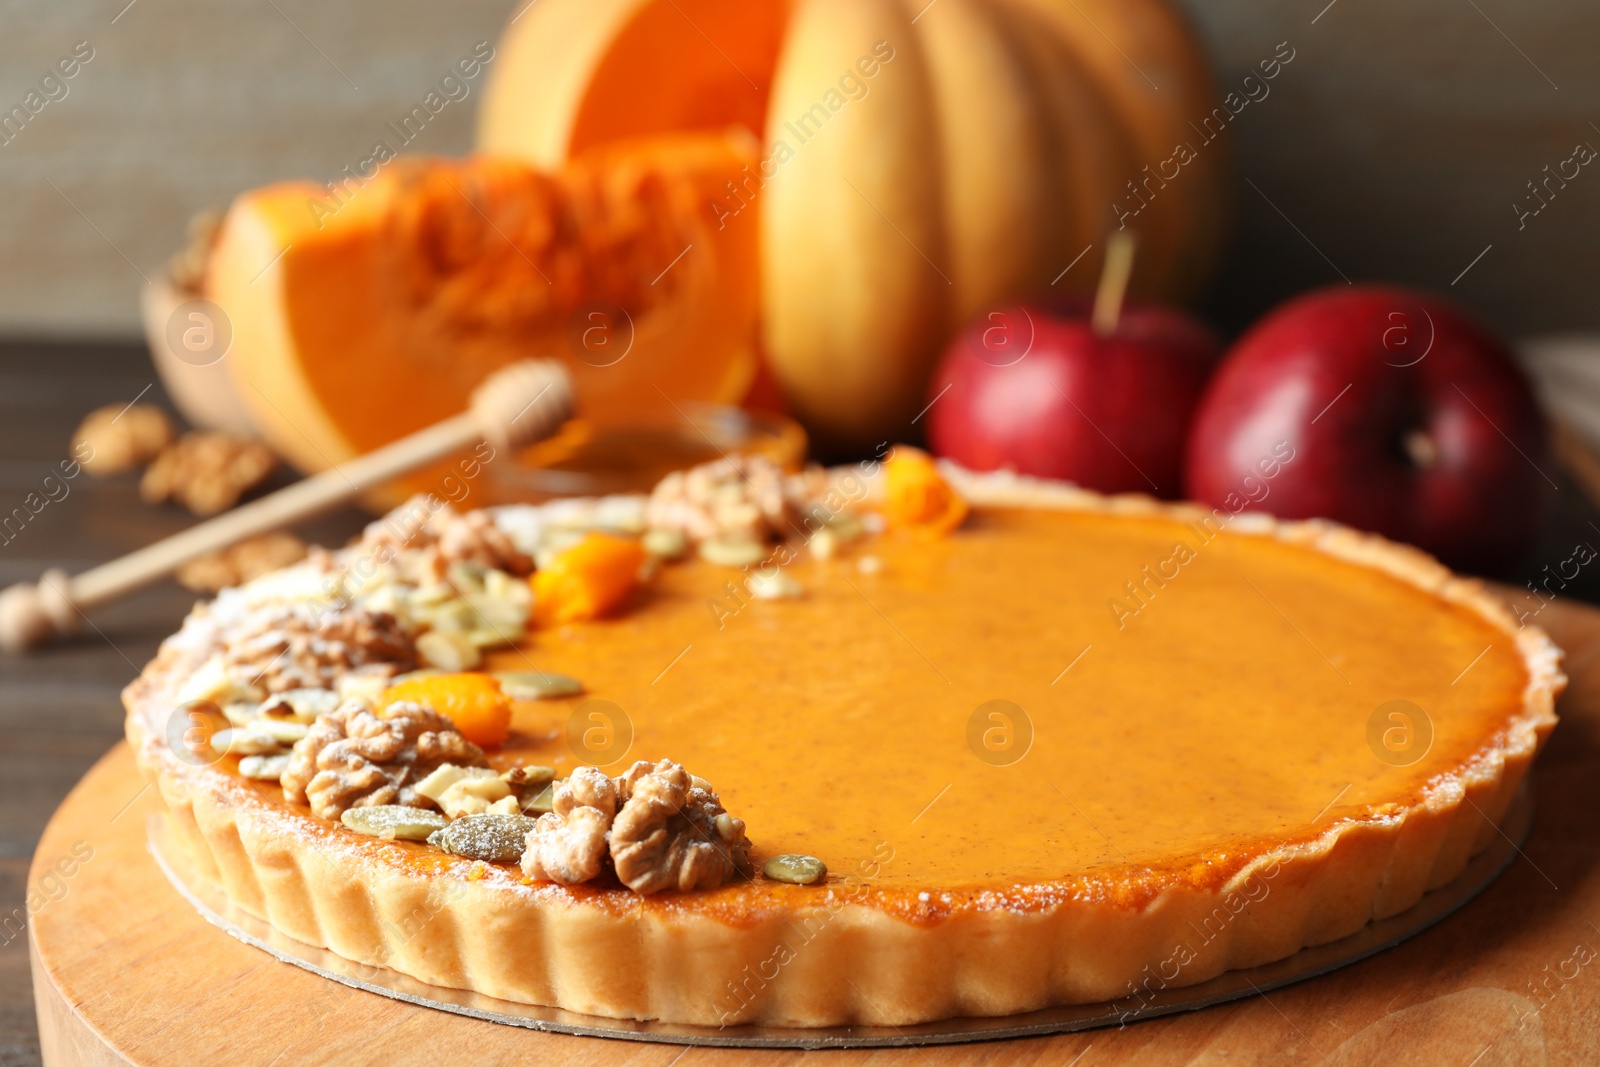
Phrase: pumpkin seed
[
  {"left": 762, "top": 854, "right": 827, "bottom": 885},
  {"left": 389, "top": 668, "right": 444, "bottom": 687},
  {"left": 238, "top": 753, "right": 290, "bottom": 781},
  {"left": 416, "top": 630, "right": 481, "bottom": 671},
  {"left": 809, "top": 527, "right": 841, "bottom": 560},
  {"left": 409, "top": 582, "right": 457, "bottom": 608},
  {"left": 342, "top": 805, "right": 449, "bottom": 841},
  {"left": 415, "top": 763, "right": 497, "bottom": 804},
  {"left": 209, "top": 728, "right": 283, "bottom": 757},
  {"left": 642, "top": 528, "right": 688, "bottom": 559},
  {"left": 250, "top": 718, "right": 308, "bottom": 744},
  {"left": 337, "top": 671, "right": 390, "bottom": 706},
  {"left": 521, "top": 782, "right": 555, "bottom": 815},
  {"left": 222, "top": 700, "right": 263, "bottom": 727},
  {"left": 699, "top": 538, "right": 767, "bottom": 568},
  {"left": 825, "top": 513, "right": 866, "bottom": 541},
  {"left": 427, "top": 813, "right": 540, "bottom": 863},
  {"left": 436, "top": 776, "right": 514, "bottom": 819},
  {"left": 493, "top": 670, "right": 584, "bottom": 701},
  {"left": 748, "top": 569, "right": 802, "bottom": 600},
  {"left": 462, "top": 627, "right": 514, "bottom": 650},
  {"left": 501, "top": 765, "right": 557, "bottom": 790},
  {"left": 263, "top": 687, "right": 340, "bottom": 722}
]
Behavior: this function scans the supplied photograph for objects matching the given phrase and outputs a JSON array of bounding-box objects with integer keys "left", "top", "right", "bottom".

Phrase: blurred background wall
[{"left": 1, "top": 0, "right": 1597, "bottom": 340}]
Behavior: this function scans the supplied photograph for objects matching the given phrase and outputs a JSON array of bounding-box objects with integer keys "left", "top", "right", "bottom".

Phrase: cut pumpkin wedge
[{"left": 206, "top": 129, "right": 761, "bottom": 480}]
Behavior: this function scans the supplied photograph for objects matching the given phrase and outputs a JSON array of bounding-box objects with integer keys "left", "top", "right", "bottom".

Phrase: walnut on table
[
  {"left": 521, "top": 760, "right": 751, "bottom": 894},
  {"left": 168, "top": 208, "right": 223, "bottom": 294},
  {"left": 176, "top": 532, "right": 308, "bottom": 593},
  {"left": 281, "top": 700, "right": 486, "bottom": 821},
  {"left": 141, "top": 430, "right": 277, "bottom": 516},
  {"left": 72, "top": 404, "right": 175, "bottom": 476}
]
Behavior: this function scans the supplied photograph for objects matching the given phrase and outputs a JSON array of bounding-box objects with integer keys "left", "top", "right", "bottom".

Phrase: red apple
[
  {"left": 1185, "top": 285, "right": 1551, "bottom": 574},
  {"left": 925, "top": 299, "right": 1222, "bottom": 498}
]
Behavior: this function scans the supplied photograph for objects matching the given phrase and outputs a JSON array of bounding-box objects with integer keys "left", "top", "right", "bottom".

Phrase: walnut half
[
  {"left": 141, "top": 430, "right": 277, "bottom": 516},
  {"left": 281, "top": 700, "right": 486, "bottom": 820},
  {"left": 216, "top": 602, "right": 416, "bottom": 695},
  {"left": 520, "top": 760, "right": 751, "bottom": 894},
  {"left": 521, "top": 767, "right": 616, "bottom": 885},
  {"left": 72, "top": 403, "right": 175, "bottom": 476},
  {"left": 645, "top": 454, "right": 795, "bottom": 545},
  {"left": 176, "top": 531, "right": 308, "bottom": 594}
]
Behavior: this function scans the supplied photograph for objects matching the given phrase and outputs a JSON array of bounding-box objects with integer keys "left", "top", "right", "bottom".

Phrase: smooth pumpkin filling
[
  {"left": 158, "top": 470, "right": 1528, "bottom": 921},
  {"left": 473, "top": 506, "right": 1527, "bottom": 900}
]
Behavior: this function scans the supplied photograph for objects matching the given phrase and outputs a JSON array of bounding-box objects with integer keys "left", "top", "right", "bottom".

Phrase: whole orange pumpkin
[{"left": 481, "top": 0, "right": 1226, "bottom": 454}]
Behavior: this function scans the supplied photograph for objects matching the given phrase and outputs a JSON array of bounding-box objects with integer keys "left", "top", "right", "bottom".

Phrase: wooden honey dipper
[{"left": 0, "top": 359, "right": 574, "bottom": 653}]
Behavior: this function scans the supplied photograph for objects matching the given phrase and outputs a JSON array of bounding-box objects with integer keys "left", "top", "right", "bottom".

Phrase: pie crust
[{"left": 124, "top": 466, "right": 1563, "bottom": 1028}]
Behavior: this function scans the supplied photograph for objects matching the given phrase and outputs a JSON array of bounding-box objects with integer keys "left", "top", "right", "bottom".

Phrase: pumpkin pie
[{"left": 124, "top": 451, "right": 1562, "bottom": 1028}]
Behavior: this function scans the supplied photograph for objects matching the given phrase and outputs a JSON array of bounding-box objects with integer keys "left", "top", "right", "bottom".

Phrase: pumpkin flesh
[{"left": 207, "top": 131, "right": 761, "bottom": 477}]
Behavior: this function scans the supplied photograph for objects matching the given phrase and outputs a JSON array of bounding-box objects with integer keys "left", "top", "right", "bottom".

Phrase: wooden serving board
[{"left": 29, "top": 596, "right": 1600, "bottom": 1066}]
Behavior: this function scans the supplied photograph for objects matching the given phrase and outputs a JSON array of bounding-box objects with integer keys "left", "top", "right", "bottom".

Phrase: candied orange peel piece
[
  {"left": 883, "top": 447, "right": 968, "bottom": 535},
  {"left": 383, "top": 672, "right": 513, "bottom": 748},
  {"left": 532, "top": 532, "right": 647, "bottom": 626}
]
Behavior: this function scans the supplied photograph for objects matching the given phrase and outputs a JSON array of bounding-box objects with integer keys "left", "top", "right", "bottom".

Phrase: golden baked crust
[{"left": 124, "top": 465, "right": 1563, "bottom": 1027}]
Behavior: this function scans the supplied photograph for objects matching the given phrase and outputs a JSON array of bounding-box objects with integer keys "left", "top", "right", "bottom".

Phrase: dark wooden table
[
  {"left": 0, "top": 341, "right": 372, "bottom": 1067},
  {"left": 3, "top": 339, "right": 1600, "bottom": 1066}
]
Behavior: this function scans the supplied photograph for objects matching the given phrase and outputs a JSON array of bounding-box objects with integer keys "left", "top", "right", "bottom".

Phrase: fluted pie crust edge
[{"left": 124, "top": 468, "right": 1564, "bottom": 1028}]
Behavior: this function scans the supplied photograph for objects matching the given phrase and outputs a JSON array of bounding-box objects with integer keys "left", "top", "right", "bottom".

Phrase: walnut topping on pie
[
  {"left": 646, "top": 454, "right": 797, "bottom": 545},
  {"left": 522, "top": 766, "right": 617, "bottom": 884},
  {"left": 217, "top": 602, "right": 416, "bottom": 695},
  {"left": 522, "top": 760, "right": 751, "bottom": 894},
  {"left": 612, "top": 760, "right": 753, "bottom": 893},
  {"left": 359, "top": 497, "right": 533, "bottom": 582},
  {"left": 281, "top": 700, "right": 486, "bottom": 820}
]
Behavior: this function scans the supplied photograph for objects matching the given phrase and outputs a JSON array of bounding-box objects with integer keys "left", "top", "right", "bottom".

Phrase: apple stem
[
  {"left": 1403, "top": 429, "right": 1441, "bottom": 470},
  {"left": 1092, "top": 231, "right": 1138, "bottom": 337}
]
